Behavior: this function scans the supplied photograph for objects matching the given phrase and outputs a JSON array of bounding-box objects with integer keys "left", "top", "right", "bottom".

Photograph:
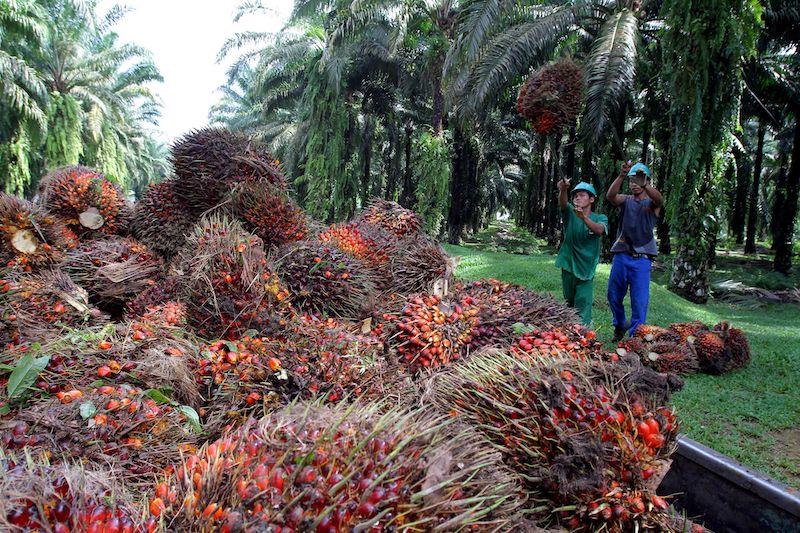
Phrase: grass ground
[{"left": 443, "top": 240, "right": 800, "bottom": 489}]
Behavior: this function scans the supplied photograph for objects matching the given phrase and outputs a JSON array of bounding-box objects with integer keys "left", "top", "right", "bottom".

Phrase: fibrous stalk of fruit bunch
[
  {"left": 227, "top": 180, "right": 308, "bottom": 249},
  {"left": 517, "top": 59, "right": 583, "bottom": 135},
  {"left": 0, "top": 268, "right": 107, "bottom": 347},
  {"left": 426, "top": 350, "right": 678, "bottom": 531},
  {"left": 0, "top": 193, "right": 76, "bottom": 271},
  {"left": 319, "top": 222, "right": 395, "bottom": 288},
  {"left": 4, "top": 381, "right": 198, "bottom": 479},
  {"left": 169, "top": 128, "right": 286, "bottom": 212},
  {"left": 387, "top": 293, "right": 479, "bottom": 371},
  {"left": 619, "top": 333, "right": 700, "bottom": 376},
  {"left": 175, "top": 214, "right": 291, "bottom": 339},
  {"left": 389, "top": 236, "right": 452, "bottom": 295},
  {"left": 37, "top": 165, "right": 131, "bottom": 238},
  {"left": 354, "top": 198, "right": 423, "bottom": 238},
  {"left": 455, "top": 279, "right": 580, "bottom": 346},
  {"left": 62, "top": 236, "right": 164, "bottom": 316},
  {"left": 712, "top": 321, "right": 750, "bottom": 372},
  {"left": 130, "top": 179, "right": 197, "bottom": 260},
  {"left": 151, "top": 402, "right": 522, "bottom": 532},
  {"left": 0, "top": 455, "right": 151, "bottom": 533},
  {"left": 196, "top": 314, "right": 392, "bottom": 438},
  {"left": 276, "top": 240, "right": 376, "bottom": 319},
  {"left": 633, "top": 324, "right": 672, "bottom": 342}
]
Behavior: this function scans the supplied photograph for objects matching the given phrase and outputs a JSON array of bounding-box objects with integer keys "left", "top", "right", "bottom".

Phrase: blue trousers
[{"left": 607, "top": 253, "right": 652, "bottom": 336}]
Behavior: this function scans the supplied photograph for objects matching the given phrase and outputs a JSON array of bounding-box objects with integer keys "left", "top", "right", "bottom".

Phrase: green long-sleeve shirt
[{"left": 555, "top": 206, "right": 608, "bottom": 281}]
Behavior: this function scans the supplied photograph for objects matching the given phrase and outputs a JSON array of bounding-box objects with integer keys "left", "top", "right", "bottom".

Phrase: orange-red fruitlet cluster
[
  {"left": 0, "top": 193, "right": 75, "bottom": 271},
  {"left": 231, "top": 180, "right": 308, "bottom": 249},
  {"left": 431, "top": 352, "right": 679, "bottom": 532},
  {"left": 510, "top": 326, "right": 600, "bottom": 362},
  {"left": 149, "top": 405, "right": 519, "bottom": 532},
  {"left": 38, "top": 165, "right": 130, "bottom": 238}
]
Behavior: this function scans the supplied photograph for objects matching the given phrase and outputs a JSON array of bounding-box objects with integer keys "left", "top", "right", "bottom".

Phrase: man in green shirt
[{"left": 555, "top": 179, "right": 608, "bottom": 325}]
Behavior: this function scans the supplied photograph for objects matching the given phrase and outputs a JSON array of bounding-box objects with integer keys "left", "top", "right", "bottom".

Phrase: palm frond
[{"left": 581, "top": 8, "right": 639, "bottom": 146}]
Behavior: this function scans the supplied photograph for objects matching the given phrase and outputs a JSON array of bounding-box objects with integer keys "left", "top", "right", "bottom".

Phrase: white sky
[{"left": 98, "top": 0, "right": 293, "bottom": 142}]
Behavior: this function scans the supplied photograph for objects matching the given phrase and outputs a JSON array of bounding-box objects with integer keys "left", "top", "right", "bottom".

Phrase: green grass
[{"left": 444, "top": 243, "right": 800, "bottom": 488}]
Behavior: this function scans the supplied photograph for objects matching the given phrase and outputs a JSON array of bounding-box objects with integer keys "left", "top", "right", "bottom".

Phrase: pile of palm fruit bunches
[{"left": 0, "top": 128, "right": 730, "bottom": 532}]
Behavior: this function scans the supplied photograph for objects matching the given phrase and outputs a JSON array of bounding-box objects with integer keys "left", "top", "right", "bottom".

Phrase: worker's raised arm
[
  {"left": 606, "top": 161, "right": 632, "bottom": 206},
  {"left": 557, "top": 178, "right": 571, "bottom": 211},
  {"left": 643, "top": 181, "right": 663, "bottom": 207}
]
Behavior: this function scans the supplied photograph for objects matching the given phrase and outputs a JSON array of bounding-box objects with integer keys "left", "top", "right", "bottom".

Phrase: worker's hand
[
  {"left": 573, "top": 206, "right": 586, "bottom": 220},
  {"left": 557, "top": 178, "right": 571, "bottom": 192},
  {"left": 620, "top": 160, "right": 633, "bottom": 176}
]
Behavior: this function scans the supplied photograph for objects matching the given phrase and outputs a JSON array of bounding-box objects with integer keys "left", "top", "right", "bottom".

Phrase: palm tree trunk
[
  {"left": 432, "top": 74, "right": 444, "bottom": 137},
  {"left": 565, "top": 125, "right": 576, "bottom": 180},
  {"left": 745, "top": 119, "right": 766, "bottom": 254},
  {"left": 641, "top": 114, "right": 652, "bottom": 164},
  {"left": 360, "top": 115, "right": 375, "bottom": 205},
  {"left": 546, "top": 134, "right": 561, "bottom": 245},
  {"left": 400, "top": 121, "right": 415, "bottom": 208},
  {"left": 731, "top": 139, "right": 751, "bottom": 245},
  {"left": 448, "top": 125, "right": 478, "bottom": 244},
  {"left": 774, "top": 114, "right": 800, "bottom": 274},
  {"left": 384, "top": 117, "right": 400, "bottom": 201}
]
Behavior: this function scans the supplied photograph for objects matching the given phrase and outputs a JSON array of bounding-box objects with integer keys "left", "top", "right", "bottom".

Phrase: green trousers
[{"left": 561, "top": 269, "right": 594, "bottom": 325}]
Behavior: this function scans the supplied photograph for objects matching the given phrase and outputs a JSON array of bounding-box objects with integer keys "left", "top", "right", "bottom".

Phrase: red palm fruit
[
  {"left": 37, "top": 165, "right": 131, "bottom": 238},
  {"left": 228, "top": 180, "right": 307, "bottom": 249},
  {"left": 517, "top": 59, "right": 583, "bottom": 134},
  {"left": 0, "top": 193, "right": 75, "bottom": 271},
  {"left": 669, "top": 321, "right": 708, "bottom": 341},
  {"left": 353, "top": 198, "right": 423, "bottom": 238}
]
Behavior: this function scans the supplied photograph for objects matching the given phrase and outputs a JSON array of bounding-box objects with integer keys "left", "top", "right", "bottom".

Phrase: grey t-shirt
[{"left": 610, "top": 196, "right": 658, "bottom": 256}]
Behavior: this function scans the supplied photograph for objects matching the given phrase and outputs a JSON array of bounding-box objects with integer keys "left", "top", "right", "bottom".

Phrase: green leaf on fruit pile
[
  {"left": 144, "top": 388, "right": 173, "bottom": 404},
  {"left": 7, "top": 354, "right": 51, "bottom": 400},
  {"left": 224, "top": 341, "right": 239, "bottom": 353},
  {"left": 511, "top": 322, "right": 536, "bottom": 335},
  {"left": 0, "top": 363, "right": 15, "bottom": 373},
  {"left": 79, "top": 401, "right": 97, "bottom": 419},
  {"left": 176, "top": 405, "right": 201, "bottom": 433},
  {"left": 0, "top": 404, "right": 10, "bottom": 416}
]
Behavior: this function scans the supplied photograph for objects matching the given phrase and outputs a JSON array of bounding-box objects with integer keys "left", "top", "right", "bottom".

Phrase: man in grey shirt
[{"left": 605, "top": 161, "right": 664, "bottom": 341}]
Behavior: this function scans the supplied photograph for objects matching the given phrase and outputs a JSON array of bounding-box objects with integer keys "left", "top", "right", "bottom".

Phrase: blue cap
[
  {"left": 628, "top": 162, "right": 651, "bottom": 178},
  {"left": 571, "top": 182, "right": 597, "bottom": 197}
]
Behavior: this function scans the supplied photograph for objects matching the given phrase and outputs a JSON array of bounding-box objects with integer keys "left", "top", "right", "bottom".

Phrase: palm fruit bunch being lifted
[
  {"left": 129, "top": 179, "right": 196, "bottom": 260},
  {"left": 37, "top": 165, "right": 130, "bottom": 238},
  {"left": 429, "top": 351, "right": 678, "bottom": 532},
  {"left": 62, "top": 236, "right": 164, "bottom": 316},
  {"left": 354, "top": 198, "right": 423, "bottom": 238},
  {"left": 0, "top": 193, "right": 76, "bottom": 272},
  {"left": 148, "top": 403, "right": 521, "bottom": 532},
  {"left": 517, "top": 58, "right": 584, "bottom": 135},
  {"left": 228, "top": 180, "right": 307, "bottom": 249},
  {"left": 169, "top": 128, "right": 286, "bottom": 213},
  {"left": 175, "top": 215, "right": 291, "bottom": 339},
  {"left": 0, "top": 457, "right": 150, "bottom": 533},
  {"left": 276, "top": 240, "right": 376, "bottom": 318}
]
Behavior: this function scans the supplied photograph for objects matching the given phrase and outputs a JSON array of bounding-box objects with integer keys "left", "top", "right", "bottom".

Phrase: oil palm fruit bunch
[
  {"left": 130, "top": 179, "right": 196, "bottom": 260},
  {"left": 428, "top": 351, "right": 678, "bottom": 531},
  {"left": 37, "top": 165, "right": 131, "bottom": 238},
  {"left": 456, "top": 279, "right": 580, "bottom": 347},
  {"left": 0, "top": 193, "right": 76, "bottom": 271},
  {"left": 0, "top": 456, "right": 150, "bottom": 533},
  {"left": 8, "top": 382, "right": 198, "bottom": 477},
  {"left": 62, "top": 236, "right": 164, "bottom": 316},
  {"left": 694, "top": 322, "right": 750, "bottom": 375},
  {"left": 668, "top": 321, "right": 708, "bottom": 342},
  {"left": 0, "top": 269, "right": 106, "bottom": 347},
  {"left": 517, "top": 59, "right": 583, "bottom": 135},
  {"left": 354, "top": 198, "right": 423, "bottom": 238},
  {"left": 617, "top": 335, "right": 699, "bottom": 376},
  {"left": 175, "top": 215, "right": 291, "bottom": 339},
  {"left": 276, "top": 240, "right": 376, "bottom": 318},
  {"left": 388, "top": 293, "right": 479, "bottom": 371},
  {"left": 169, "top": 128, "right": 286, "bottom": 212},
  {"left": 319, "top": 222, "right": 395, "bottom": 286},
  {"left": 149, "top": 402, "right": 521, "bottom": 532},
  {"left": 389, "top": 236, "right": 451, "bottom": 295},
  {"left": 228, "top": 180, "right": 307, "bottom": 249}
]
